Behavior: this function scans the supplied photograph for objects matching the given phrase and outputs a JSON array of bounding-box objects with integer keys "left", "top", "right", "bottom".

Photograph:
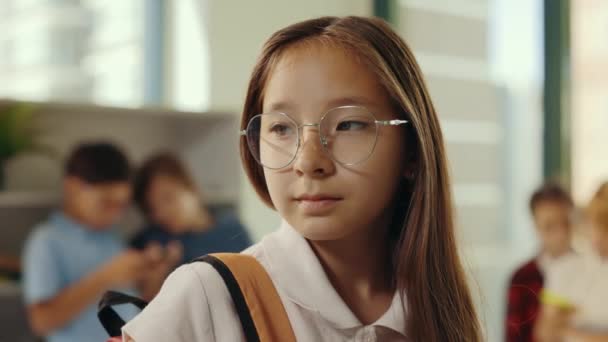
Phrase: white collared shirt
[
  {"left": 544, "top": 252, "right": 608, "bottom": 332},
  {"left": 536, "top": 249, "right": 576, "bottom": 276},
  {"left": 123, "top": 222, "right": 408, "bottom": 341}
]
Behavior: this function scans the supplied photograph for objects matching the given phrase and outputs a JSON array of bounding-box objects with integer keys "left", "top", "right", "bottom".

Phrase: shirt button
[{"left": 366, "top": 327, "right": 376, "bottom": 342}]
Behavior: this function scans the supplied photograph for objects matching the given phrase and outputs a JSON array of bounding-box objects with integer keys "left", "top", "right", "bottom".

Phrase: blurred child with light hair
[{"left": 536, "top": 182, "right": 608, "bottom": 341}]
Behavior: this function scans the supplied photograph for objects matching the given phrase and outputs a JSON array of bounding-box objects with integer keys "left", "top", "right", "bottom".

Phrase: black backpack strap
[
  {"left": 97, "top": 255, "right": 264, "bottom": 341},
  {"left": 194, "top": 255, "right": 260, "bottom": 342},
  {"left": 98, "top": 291, "right": 148, "bottom": 337}
]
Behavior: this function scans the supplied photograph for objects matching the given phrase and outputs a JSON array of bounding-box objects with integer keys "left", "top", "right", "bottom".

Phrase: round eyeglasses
[{"left": 240, "top": 105, "right": 408, "bottom": 169}]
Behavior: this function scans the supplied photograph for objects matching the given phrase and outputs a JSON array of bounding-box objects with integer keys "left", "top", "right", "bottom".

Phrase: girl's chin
[{"left": 290, "top": 218, "right": 355, "bottom": 242}]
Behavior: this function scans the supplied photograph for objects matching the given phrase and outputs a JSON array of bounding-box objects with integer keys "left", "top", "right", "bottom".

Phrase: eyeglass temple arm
[{"left": 376, "top": 119, "right": 408, "bottom": 126}]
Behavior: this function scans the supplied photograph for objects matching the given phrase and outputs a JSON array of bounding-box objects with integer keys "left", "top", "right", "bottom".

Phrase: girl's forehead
[
  {"left": 262, "top": 44, "right": 390, "bottom": 115},
  {"left": 269, "top": 42, "right": 360, "bottom": 80}
]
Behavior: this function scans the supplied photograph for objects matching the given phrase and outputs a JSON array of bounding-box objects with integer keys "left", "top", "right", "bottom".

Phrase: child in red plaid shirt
[{"left": 505, "top": 183, "right": 574, "bottom": 342}]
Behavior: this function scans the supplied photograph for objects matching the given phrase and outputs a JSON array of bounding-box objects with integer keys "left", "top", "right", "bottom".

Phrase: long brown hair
[{"left": 240, "top": 16, "right": 481, "bottom": 342}]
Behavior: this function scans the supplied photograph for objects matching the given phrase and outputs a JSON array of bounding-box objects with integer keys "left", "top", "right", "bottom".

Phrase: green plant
[
  {"left": 0, "top": 103, "right": 54, "bottom": 189},
  {"left": 0, "top": 103, "right": 39, "bottom": 161}
]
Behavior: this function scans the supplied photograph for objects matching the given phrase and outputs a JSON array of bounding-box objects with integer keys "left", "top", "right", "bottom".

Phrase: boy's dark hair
[
  {"left": 529, "top": 182, "right": 573, "bottom": 215},
  {"left": 65, "top": 142, "right": 131, "bottom": 184},
  {"left": 133, "top": 152, "right": 198, "bottom": 218}
]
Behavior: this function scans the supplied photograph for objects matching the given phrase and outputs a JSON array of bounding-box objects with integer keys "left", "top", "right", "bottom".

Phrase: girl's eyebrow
[
  {"left": 325, "top": 96, "right": 377, "bottom": 109},
  {"left": 266, "top": 101, "right": 296, "bottom": 113},
  {"left": 266, "top": 96, "right": 378, "bottom": 113}
]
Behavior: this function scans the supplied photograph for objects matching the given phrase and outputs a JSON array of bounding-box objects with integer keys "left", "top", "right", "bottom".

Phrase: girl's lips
[
  {"left": 295, "top": 195, "right": 343, "bottom": 215},
  {"left": 295, "top": 194, "right": 342, "bottom": 201}
]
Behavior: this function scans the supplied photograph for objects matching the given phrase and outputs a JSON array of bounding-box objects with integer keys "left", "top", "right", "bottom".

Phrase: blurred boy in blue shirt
[{"left": 22, "top": 142, "right": 178, "bottom": 342}]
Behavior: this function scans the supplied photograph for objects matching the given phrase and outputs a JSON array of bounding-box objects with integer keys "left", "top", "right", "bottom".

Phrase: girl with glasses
[{"left": 123, "top": 16, "right": 481, "bottom": 342}]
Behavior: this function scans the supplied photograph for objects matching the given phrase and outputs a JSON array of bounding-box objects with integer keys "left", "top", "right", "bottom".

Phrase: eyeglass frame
[{"left": 239, "top": 105, "right": 409, "bottom": 169}]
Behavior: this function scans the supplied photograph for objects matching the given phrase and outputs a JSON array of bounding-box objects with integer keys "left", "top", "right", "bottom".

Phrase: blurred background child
[
  {"left": 22, "top": 142, "right": 177, "bottom": 342},
  {"left": 505, "top": 182, "right": 574, "bottom": 342},
  {"left": 130, "top": 153, "right": 251, "bottom": 271},
  {"left": 536, "top": 182, "right": 608, "bottom": 341}
]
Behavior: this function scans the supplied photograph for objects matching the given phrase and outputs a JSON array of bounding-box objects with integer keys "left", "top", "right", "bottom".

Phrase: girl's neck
[
  {"left": 311, "top": 234, "right": 391, "bottom": 288},
  {"left": 308, "top": 223, "right": 394, "bottom": 324},
  {"left": 541, "top": 246, "right": 572, "bottom": 260}
]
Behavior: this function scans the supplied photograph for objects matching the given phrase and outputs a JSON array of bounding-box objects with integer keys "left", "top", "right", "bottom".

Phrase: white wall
[
  {"left": 571, "top": 0, "right": 608, "bottom": 203},
  {"left": 490, "top": 0, "right": 545, "bottom": 261}
]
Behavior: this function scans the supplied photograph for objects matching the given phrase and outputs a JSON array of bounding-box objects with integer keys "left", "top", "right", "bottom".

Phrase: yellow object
[{"left": 540, "top": 289, "right": 575, "bottom": 309}]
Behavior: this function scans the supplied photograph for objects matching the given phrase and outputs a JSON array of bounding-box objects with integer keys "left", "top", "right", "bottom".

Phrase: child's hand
[
  {"left": 543, "top": 305, "right": 577, "bottom": 341},
  {"left": 100, "top": 249, "right": 149, "bottom": 287},
  {"left": 146, "top": 241, "right": 183, "bottom": 278},
  {"left": 142, "top": 242, "right": 164, "bottom": 264},
  {"left": 140, "top": 241, "right": 183, "bottom": 271},
  {"left": 164, "top": 240, "right": 183, "bottom": 267},
  {"left": 138, "top": 241, "right": 183, "bottom": 300}
]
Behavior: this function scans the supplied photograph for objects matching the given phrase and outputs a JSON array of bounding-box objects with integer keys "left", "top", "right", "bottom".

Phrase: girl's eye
[
  {"left": 269, "top": 123, "right": 294, "bottom": 137},
  {"left": 336, "top": 120, "right": 369, "bottom": 131}
]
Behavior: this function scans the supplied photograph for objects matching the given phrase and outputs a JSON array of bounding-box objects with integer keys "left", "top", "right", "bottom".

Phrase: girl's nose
[{"left": 292, "top": 127, "right": 335, "bottom": 177}]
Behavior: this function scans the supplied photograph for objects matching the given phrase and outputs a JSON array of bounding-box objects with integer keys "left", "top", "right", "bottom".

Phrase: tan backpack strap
[{"left": 203, "top": 253, "right": 296, "bottom": 342}]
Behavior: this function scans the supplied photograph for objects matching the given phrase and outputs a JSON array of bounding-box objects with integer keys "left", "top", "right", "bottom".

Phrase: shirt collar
[
  {"left": 584, "top": 251, "right": 608, "bottom": 267},
  {"left": 50, "top": 211, "right": 115, "bottom": 237},
  {"left": 537, "top": 249, "right": 576, "bottom": 274},
  {"left": 260, "top": 220, "right": 407, "bottom": 336}
]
